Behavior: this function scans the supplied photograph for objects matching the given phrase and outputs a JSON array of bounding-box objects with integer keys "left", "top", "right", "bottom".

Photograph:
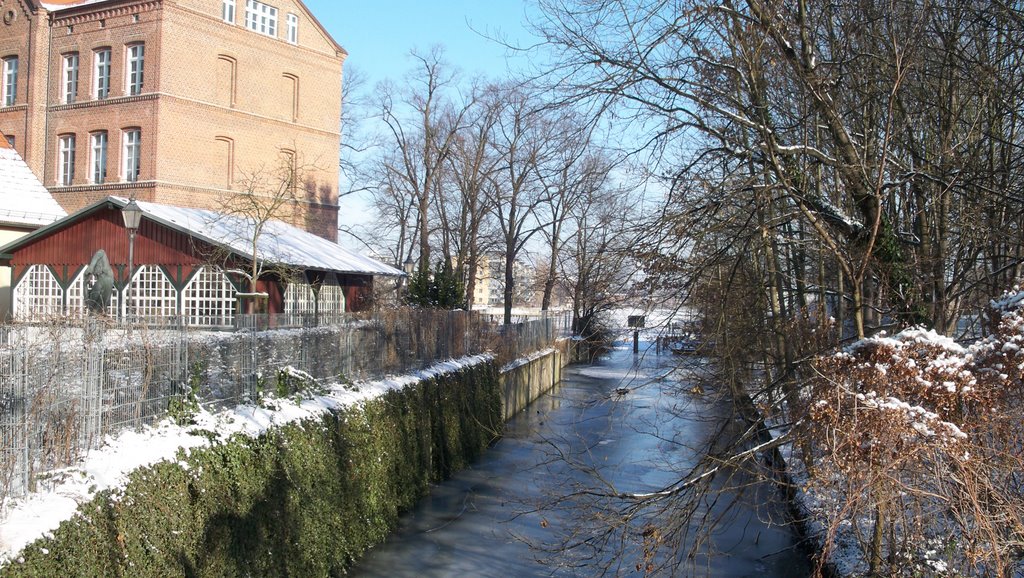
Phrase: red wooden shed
[{"left": 0, "top": 196, "right": 402, "bottom": 325}]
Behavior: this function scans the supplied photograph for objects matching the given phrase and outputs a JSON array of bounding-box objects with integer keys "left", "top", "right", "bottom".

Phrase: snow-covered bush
[{"left": 797, "top": 292, "right": 1024, "bottom": 577}]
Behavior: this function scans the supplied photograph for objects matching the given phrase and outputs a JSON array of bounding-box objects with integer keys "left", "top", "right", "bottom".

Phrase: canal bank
[
  {"left": 351, "top": 343, "right": 811, "bottom": 577},
  {"left": 0, "top": 343, "right": 574, "bottom": 577}
]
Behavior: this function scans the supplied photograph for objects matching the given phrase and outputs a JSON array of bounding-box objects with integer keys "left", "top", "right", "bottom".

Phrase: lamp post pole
[{"left": 121, "top": 199, "right": 142, "bottom": 322}]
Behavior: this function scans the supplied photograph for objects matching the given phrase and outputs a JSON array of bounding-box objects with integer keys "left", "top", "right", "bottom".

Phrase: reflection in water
[{"left": 350, "top": 344, "right": 810, "bottom": 577}]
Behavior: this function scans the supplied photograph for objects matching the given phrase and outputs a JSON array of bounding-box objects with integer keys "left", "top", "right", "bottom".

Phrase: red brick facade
[{"left": 0, "top": 0, "right": 345, "bottom": 240}]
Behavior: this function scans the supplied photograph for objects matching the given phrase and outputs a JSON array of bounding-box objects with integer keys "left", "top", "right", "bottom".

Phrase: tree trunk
[{"left": 503, "top": 250, "right": 515, "bottom": 325}]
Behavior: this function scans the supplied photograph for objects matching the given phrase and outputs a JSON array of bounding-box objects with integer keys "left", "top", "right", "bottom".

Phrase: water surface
[{"left": 350, "top": 344, "right": 810, "bottom": 577}]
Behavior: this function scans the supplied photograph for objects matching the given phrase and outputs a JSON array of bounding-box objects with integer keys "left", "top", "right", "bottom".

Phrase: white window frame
[
  {"left": 3, "top": 56, "right": 17, "bottom": 106},
  {"left": 286, "top": 12, "right": 297, "bottom": 44},
  {"left": 94, "top": 48, "right": 111, "bottom": 99},
  {"left": 317, "top": 276, "right": 346, "bottom": 317},
  {"left": 63, "top": 53, "right": 79, "bottom": 104},
  {"left": 127, "top": 265, "right": 178, "bottom": 320},
  {"left": 284, "top": 281, "right": 315, "bottom": 315},
  {"left": 182, "top": 267, "right": 236, "bottom": 327},
  {"left": 245, "top": 0, "right": 278, "bottom": 37},
  {"left": 13, "top": 265, "right": 64, "bottom": 319},
  {"left": 126, "top": 43, "right": 144, "bottom": 96},
  {"left": 91, "top": 131, "right": 107, "bottom": 184},
  {"left": 58, "top": 134, "right": 76, "bottom": 186},
  {"left": 122, "top": 128, "right": 140, "bottom": 182},
  {"left": 222, "top": 0, "right": 236, "bottom": 23}
]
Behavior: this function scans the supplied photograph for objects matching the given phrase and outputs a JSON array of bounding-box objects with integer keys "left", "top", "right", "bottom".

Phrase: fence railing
[{"left": 0, "top": 308, "right": 571, "bottom": 504}]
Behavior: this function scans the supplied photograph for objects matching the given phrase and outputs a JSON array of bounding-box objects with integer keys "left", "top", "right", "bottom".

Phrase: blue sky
[
  {"left": 299, "top": 1, "right": 543, "bottom": 245},
  {"left": 302, "top": 0, "right": 539, "bottom": 87}
]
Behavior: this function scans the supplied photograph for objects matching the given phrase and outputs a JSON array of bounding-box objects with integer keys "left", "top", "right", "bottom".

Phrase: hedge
[{"left": 1, "top": 361, "right": 501, "bottom": 578}]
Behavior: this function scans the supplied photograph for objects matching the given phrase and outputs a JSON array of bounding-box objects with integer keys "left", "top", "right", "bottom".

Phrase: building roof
[
  {"left": 0, "top": 139, "right": 67, "bottom": 228},
  {"left": 0, "top": 196, "right": 403, "bottom": 276},
  {"left": 36, "top": 0, "right": 348, "bottom": 55}
]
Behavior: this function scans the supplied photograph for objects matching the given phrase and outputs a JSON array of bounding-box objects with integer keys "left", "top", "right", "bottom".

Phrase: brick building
[{"left": 0, "top": 0, "right": 346, "bottom": 240}]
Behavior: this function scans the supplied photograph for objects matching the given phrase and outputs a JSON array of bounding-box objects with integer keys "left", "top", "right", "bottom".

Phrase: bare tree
[
  {"left": 213, "top": 150, "right": 311, "bottom": 309},
  {"left": 445, "top": 84, "right": 502, "bottom": 309},
  {"left": 487, "top": 83, "right": 557, "bottom": 324},
  {"left": 378, "top": 47, "right": 472, "bottom": 274},
  {"left": 536, "top": 119, "right": 615, "bottom": 311},
  {"left": 530, "top": 0, "right": 1024, "bottom": 574}
]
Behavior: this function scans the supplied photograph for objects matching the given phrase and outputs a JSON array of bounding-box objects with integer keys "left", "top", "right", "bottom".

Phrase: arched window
[
  {"left": 317, "top": 276, "right": 346, "bottom": 317},
  {"left": 3, "top": 55, "right": 18, "bottom": 106},
  {"left": 182, "top": 266, "right": 236, "bottom": 327},
  {"left": 222, "top": 0, "right": 236, "bottom": 23},
  {"left": 126, "top": 265, "right": 177, "bottom": 320},
  {"left": 13, "top": 265, "right": 63, "bottom": 319},
  {"left": 125, "top": 43, "right": 144, "bottom": 95},
  {"left": 284, "top": 281, "right": 315, "bottom": 315},
  {"left": 122, "top": 127, "right": 141, "bottom": 182},
  {"left": 93, "top": 48, "right": 111, "bottom": 99},
  {"left": 57, "top": 133, "right": 76, "bottom": 186}
]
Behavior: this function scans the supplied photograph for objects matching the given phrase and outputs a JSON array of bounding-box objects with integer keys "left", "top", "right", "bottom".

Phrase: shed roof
[
  {"left": 0, "top": 140, "right": 66, "bottom": 228},
  {"left": 0, "top": 196, "right": 402, "bottom": 277}
]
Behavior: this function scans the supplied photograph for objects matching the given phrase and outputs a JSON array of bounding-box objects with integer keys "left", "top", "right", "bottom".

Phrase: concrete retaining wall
[{"left": 499, "top": 338, "right": 575, "bottom": 421}]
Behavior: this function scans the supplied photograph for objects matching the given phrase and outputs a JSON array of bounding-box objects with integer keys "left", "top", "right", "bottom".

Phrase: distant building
[
  {"left": 0, "top": 196, "right": 401, "bottom": 326},
  {"left": 0, "top": 137, "right": 65, "bottom": 321},
  {"left": 470, "top": 253, "right": 536, "bottom": 309},
  {"left": 0, "top": 0, "right": 346, "bottom": 240}
]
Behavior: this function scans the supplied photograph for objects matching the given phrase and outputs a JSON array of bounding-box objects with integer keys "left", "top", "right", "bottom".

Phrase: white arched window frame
[
  {"left": 182, "top": 266, "right": 236, "bottom": 327},
  {"left": 283, "top": 280, "right": 315, "bottom": 315},
  {"left": 68, "top": 268, "right": 120, "bottom": 318},
  {"left": 317, "top": 276, "right": 346, "bottom": 317},
  {"left": 13, "top": 265, "right": 63, "bottom": 319},
  {"left": 126, "top": 265, "right": 177, "bottom": 320}
]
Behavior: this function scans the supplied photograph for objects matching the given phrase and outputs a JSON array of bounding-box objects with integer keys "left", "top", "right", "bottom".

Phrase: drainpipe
[
  {"left": 23, "top": 10, "right": 30, "bottom": 157},
  {"left": 44, "top": 11, "right": 53, "bottom": 181}
]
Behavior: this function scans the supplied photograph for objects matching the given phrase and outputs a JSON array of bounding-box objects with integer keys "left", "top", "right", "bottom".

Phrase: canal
[{"left": 350, "top": 343, "right": 811, "bottom": 577}]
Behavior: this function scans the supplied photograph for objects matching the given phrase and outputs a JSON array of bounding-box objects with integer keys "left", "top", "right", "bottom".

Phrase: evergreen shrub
[{"left": 0, "top": 362, "right": 501, "bottom": 578}]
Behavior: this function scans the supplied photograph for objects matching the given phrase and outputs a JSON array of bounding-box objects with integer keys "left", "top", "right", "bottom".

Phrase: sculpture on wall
[{"left": 84, "top": 249, "right": 114, "bottom": 314}]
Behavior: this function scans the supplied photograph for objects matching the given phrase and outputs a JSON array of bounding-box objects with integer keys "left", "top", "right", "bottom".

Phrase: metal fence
[{"left": 0, "top": 308, "right": 570, "bottom": 503}]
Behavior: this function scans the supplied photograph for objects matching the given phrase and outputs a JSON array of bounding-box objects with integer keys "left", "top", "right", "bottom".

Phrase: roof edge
[
  {"left": 0, "top": 196, "right": 114, "bottom": 257},
  {"left": 294, "top": 0, "right": 347, "bottom": 57}
]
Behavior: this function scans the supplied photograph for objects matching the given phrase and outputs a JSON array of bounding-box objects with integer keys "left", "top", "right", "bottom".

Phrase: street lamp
[
  {"left": 121, "top": 199, "right": 143, "bottom": 320},
  {"left": 399, "top": 256, "right": 415, "bottom": 301}
]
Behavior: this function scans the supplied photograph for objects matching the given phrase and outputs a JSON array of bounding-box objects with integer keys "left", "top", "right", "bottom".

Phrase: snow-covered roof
[
  {"left": 112, "top": 197, "right": 402, "bottom": 276},
  {"left": 0, "top": 141, "right": 66, "bottom": 228},
  {"left": 0, "top": 196, "right": 402, "bottom": 276}
]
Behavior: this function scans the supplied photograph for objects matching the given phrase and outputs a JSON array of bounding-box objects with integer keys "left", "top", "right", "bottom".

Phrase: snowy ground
[{"left": 0, "top": 354, "right": 491, "bottom": 567}]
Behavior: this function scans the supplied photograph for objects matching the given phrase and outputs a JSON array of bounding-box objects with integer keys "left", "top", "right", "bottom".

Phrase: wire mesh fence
[{"left": 0, "top": 308, "right": 570, "bottom": 504}]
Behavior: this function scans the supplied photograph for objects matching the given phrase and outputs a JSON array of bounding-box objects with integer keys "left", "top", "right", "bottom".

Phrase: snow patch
[{"left": 0, "top": 354, "right": 492, "bottom": 566}]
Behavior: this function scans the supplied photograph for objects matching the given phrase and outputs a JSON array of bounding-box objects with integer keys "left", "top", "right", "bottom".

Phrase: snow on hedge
[{"left": 0, "top": 354, "right": 491, "bottom": 567}]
